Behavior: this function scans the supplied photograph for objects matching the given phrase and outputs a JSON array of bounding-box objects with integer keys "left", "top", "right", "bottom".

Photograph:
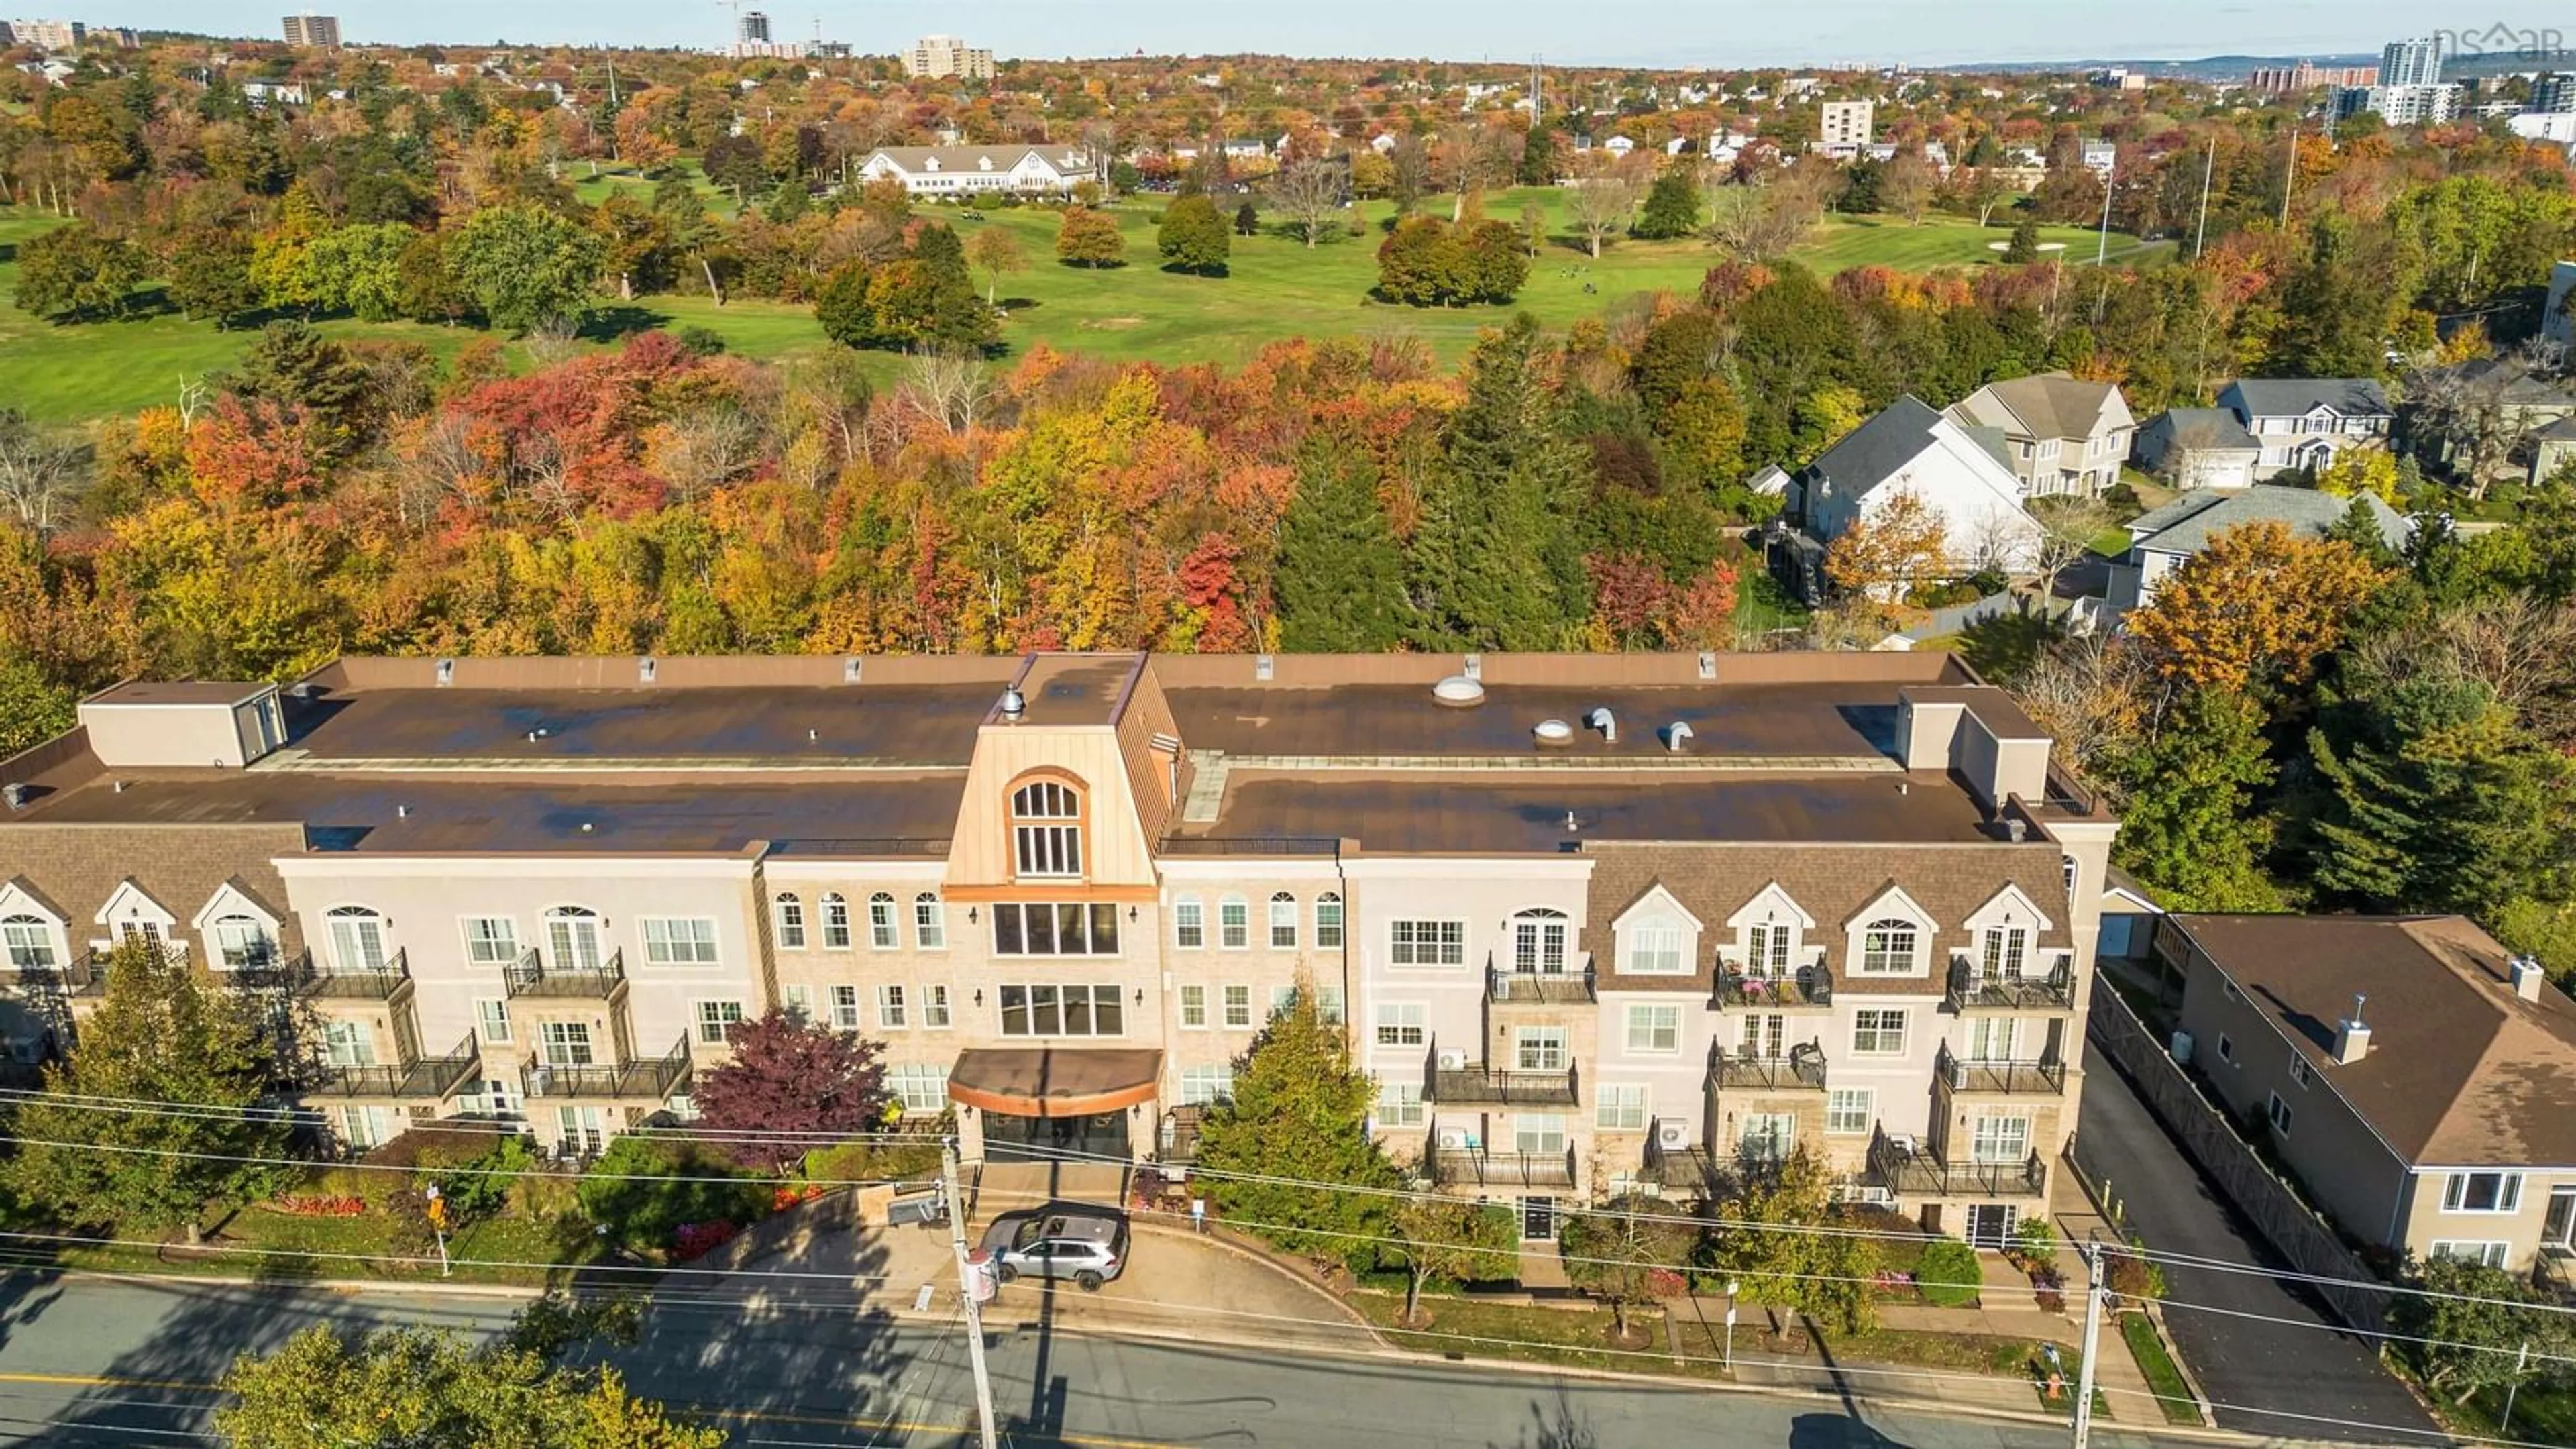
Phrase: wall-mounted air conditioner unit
[
  {"left": 1655, "top": 1120, "right": 1690, "bottom": 1151},
  {"left": 1436, "top": 1126, "right": 1468, "bottom": 1151},
  {"left": 1436, "top": 1049, "right": 1467, "bottom": 1071}
]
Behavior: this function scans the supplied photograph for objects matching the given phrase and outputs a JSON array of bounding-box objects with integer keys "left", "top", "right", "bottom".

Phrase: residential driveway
[{"left": 2078, "top": 1041, "right": 2440, "bottom": 1443}]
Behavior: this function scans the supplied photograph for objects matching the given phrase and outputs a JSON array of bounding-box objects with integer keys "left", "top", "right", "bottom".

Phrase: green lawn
[
  {"left": 3, "top": 1205, "right": 600, "bottom": 1289},
  {"left": 2120, "top": 1312, "right": 2204, "bottom": 1425},
  {"left": 0, "top": 192, "right": 2155, "bottom": 425}
]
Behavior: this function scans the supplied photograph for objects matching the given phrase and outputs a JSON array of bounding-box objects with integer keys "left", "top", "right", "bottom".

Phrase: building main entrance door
[{"left": 981, "top": 1109, "right": 1132, "bottom": 1164}]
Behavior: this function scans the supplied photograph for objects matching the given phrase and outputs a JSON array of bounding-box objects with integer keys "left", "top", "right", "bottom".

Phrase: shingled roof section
[{"left": 2171, "top": 914, "right": 2576, "bottom": 1167}]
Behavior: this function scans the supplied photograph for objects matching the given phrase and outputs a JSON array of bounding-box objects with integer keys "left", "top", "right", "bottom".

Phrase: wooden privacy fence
[{"left": 2082, "top": 979, "right": 2393, "bottom": 1332}]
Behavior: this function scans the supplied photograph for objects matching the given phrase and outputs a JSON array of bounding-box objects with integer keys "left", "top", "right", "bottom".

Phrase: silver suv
[{"left": 978, "top": 1206, "right": 1129, "bottom": 1291}]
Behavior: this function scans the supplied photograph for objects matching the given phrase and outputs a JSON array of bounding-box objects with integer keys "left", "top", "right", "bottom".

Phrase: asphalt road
[
  {"left": 2077, "top": 1040, "right": 2441, "bottom": 1444},
  {"left": 0, "top": 1271, "right": 2243, "bottom": 1448}
]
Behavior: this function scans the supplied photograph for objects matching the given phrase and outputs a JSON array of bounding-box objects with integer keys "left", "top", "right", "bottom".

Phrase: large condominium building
[
  {"left": 280, "top": 12, "right": 339, "bottom": 47},
  {"left": 1816, "top": 100, "right": 1874, "bottom": 158},
  {"left": 2337, "top": 81, "right": 2463, "bottom": 127},
  {"left": 0, "top": 651, "right": 2113, "bottom": 1246},
  {"left": 904, "top": 34, "right": 993, "bottom": 81},
  {"left": 2380, "top": 35, "right": 2445, "bottom": 88},
  {"left": 2247, "top": 61, "right": 2378, "bottom": 95},
  {"left": 2533, "top": 74, "right": 2576, "bottom": 116},
  {"left": 5, "top": 17, "right": 83, "bottom": 49}
]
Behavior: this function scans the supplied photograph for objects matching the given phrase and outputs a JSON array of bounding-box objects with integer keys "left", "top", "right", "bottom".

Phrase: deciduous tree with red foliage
[{"left": 688, "top": 1009, "right": 891, "bottom": 1174}]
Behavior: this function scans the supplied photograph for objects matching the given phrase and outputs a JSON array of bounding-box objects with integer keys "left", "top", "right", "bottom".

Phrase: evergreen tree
[
  {"left": 1193, "top": 984, "right": 1399, "bottom": 1264},
  {"left": 1276, "top": 433, "right": 1407, "bottom": 651},
  {"left": 2323, "top": 496, "right": 2400, "bottom": 568},
  {"left": 2112, "top": 688, "right": 2284, "bottom": 911},
  {"left": 1407, "top": 316, "right": 1585, "bottom": 648},
  {"left": 1631, "top": 166, "right": 1703, "bottom": 239},
  {"left": 2271, "top": 213, "right": 2393, "bottom": 379},
  {"left": 1157, "top": 193, "right": 1231, "bottom": 275},
  {"left": 1233, "top": 199, "right": 1260, "bottom": 236},
  {"left": 2001, "top": 214, "right": 2041, "bottom": 263}
]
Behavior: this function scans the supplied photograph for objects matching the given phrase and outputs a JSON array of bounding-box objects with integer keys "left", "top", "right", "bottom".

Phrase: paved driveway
[{"left": 2078, "top": 1040, "right": 2440, "bottom": 1443}]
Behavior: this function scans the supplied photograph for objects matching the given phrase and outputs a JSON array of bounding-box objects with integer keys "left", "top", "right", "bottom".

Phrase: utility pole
[
  {"left": 2193, "top": 136, "right": 2215, "bottom": 258},
  {"left": 2072, "top": 1242, "right": 2107, "bottom": 1449},
  {"left": 2094, "top": 151, "right": 2114, "bottom": 267},
  {"left": 941, "top": 1140, "right": 1000, "bottom": 1449},
  {"left": 2279, "top": 116, "right": 2298, "bottom": 230}
]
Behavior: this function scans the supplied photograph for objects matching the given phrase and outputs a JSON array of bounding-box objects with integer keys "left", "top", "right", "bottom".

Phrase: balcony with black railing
[
  {"left": 502, "top": 947, "right": 627, "bottom": 1000},
  {"left": 1426, "top": 1041, "right": 1580, "bottom": 1107},
  {"left": 1, "top": 955, "right": 99, "bottom": 994},
  {"left": 247, "top": 949, "right": 411, "bottom": 1001},
  {"left": 1431, "top": 1144, "right": 1578, "bottom": 1188},
  {"left": 1868, "top": 1128, "right": 2047, "bottom": 1199},
  {"left": 1935, "top": 1042, "right": 2068, "bottom": 1095},
  {"left": 311, "top": 1030, "right": 480, "bottom": 1101},
  {"left": 1945, "top": 953, "right": 2076, "bottom": 1014},
  {"left": 521, "top": 1034, "right": 692, "bottom": 1102},
  {"left": 1486, "top": 955, "right": 1597, "bottom": 1006},
  {"left": 1714, "top": 964, "right": 1833, "bottom": 1010},
  {"left": 1710, "top": 1043, "right": 1828, "bottom": 1093}
]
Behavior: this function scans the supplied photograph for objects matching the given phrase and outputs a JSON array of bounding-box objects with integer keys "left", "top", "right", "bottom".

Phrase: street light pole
[{"left": 941, "top": 1140, "right": 1000, "bottom": 1449}]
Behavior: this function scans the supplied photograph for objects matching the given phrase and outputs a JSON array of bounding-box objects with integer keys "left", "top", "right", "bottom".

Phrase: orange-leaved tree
[
  {"left": 1823, "top": 489, "right": 1947, "bottom": 603},
  {"left": 2124, "top": 520, "right": 2386, "bottom": 694}
]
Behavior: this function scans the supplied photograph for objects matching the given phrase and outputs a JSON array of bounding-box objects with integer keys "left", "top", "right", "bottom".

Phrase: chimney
[
  {"left": 2511, "top": 955, "right": 2546, "bottom": 1002},
  {"left": 2332, "top": 993, "right": 2372, "bottom": 1065}
]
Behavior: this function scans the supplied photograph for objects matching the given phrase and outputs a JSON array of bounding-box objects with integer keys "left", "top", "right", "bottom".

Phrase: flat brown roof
[
  {"left": 1008, "top": 655, "right": 1142, "bottom": 727},
  {"left": 1176, "top": 769, "right": 1992, "bottom": 854},
  {"left": 1163, "top": 682, "right": 1903, "bottom": 761},
  {"left": 288, "top": 684, "right": 1001, "bottom": 767},
  {"left": 87, "top": 681, "right": 271, "bottom": 706}
]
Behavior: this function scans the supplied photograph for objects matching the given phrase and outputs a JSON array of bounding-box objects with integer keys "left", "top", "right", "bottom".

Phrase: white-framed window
[
  {"left": 831, "top": 984, "right": 861, "bottom": 1030},
  {"left": 998, "top": 984, "right": 1125, "bottom": 1037},
  {"left": 1178, "top": 983, "right": 1208, "bottom": 1028},
  {"left": 1269, "top": 892, "right": 1298, "bottom": 949},
  {"left": 774, "top": 894, "right": 806, "bottom": 950},
  {"left": 325, "top": 905, "right": 388, "bottom": 974},
  {"left": 867, "top": 893, "right": 898, "bottom": 949},
  {"left": 1513, "top": 1114, "right": 1568, "bottom": 1155},
  {"left": 822, "top": 893, "right": 851, "bottom": 949},
  {"left": 461, "top": 916, "right": 518, "bottom": 967},
  {"left": 1390, "top": 920, "right": 1465, "bottom": 967},
  {"left": 1626, "top": 920, "right": 1684, "bottom": 975},
  {"left": 2265, "top": 1091, "right": 2293, "bottom": 1136},
  {"left": 694, "top": 1000, "right": 745, "bottom": 1045},
  {"left": 1512, "top": 909, "right": 1569, "bottom": 974},
  {"left": 474, "top": 998, "right": 511, "bottom": 1045},
  {"left": 925, "top": 984, "right": 951, "bottom": 1028},
  {"left": 1222, "top": 983, "right": 1252, "bottom": 1028},
  {"left": 888, "top": 1063, "right": 949, "bottom": 1113},
  {"left": 555, "top": 1105, "right": 605, "bottom": 1155},
  {"left": 1010, "top": 778, "right": 1083, "bottom": 879},
  {"left": 1374, "top": 1002, "right": 1426, "bottom": 1048},
  {"left": 1181, "top": 1064, "right": 1234, "bottom": 1106},
  {"left": 2216, "top": 1032, "right": 2235, "bottom": 1064},
  {"left": 642, "top": 917, "right": 720, "bottom": 966},
  {"left": 1980, "top": 925, "right": 2030, "bottom": 979},
  {"left": 2062, "top": 855, "right": 2080, "bottom": 898},
  {"left": 1851, "top": 1008, "right": 1907, "bottom": 1056},
  {"left": 1515, "top": 1027, "right": 1568, "bottom": 1071},
  {"left": 877, "top": 984, "right": 908, "bottom": 1029},
  {"left": 991, "top": 902, "right": 1120, "bottom": 956},
  {"left": 1746, "top": 921, "right": 1794, "bottom": 975},
  {"left": 1317, "top": 985, "right": 1345, "bottom": 1024},
  {"left": 339, "top": 1104, "right": 396, "bottom": 1150},
  {"left": 2444, "top": 1172, "right": 2524, "bottom": 1214},
  {"left": 1625, "top": 1004, "right": 1680, "bottom": 1055},
  {"left": 1970, "top": 1112, "right": 2032, "bottom": 1164},
  {"left": 209, "top": 914, "right": 275, "bottom": 969},
  {"left": 914, "top": 893, "right": 945, "bottom": 949},
  {"left": 1740, "top": 1112, "right": 1796, "bottom": 1163},
  {"left": 1827, "top": 1087, "right": 1874, "bottom": 1136},
  {"left": 1219, "top": 896, "right": 1250, "bottom": 949},
  {"left": 1315, "top": 893, "right": 1343, "bottom": 949},
  {"left": 1596, "top": 1082, "right": 1647, "bottom": 1131},
  {"left": 543, "top": 906, "right": 602, "bottom": 971},
  {"left": 322, "top": 1020, "right": 376, "bottom": 1068},
  {"left": 2429, "top": 1240, "right": 2512, "bottom": 1268},
  {"left": 0, "top": 914, "right": 58, "bottom": 970},
  {"left": 782, "top": 984, "right": 813, "bottom": 1020},
  {"left": 1858, "top": 919, "right": 1917, "bottom": 975},
  {"left": 539, "top": 1020, "right": 594, "bottom": 1067},
  {"left": 2288, "top": 1055, "right": 2310, "bottom": 1087},
  {"left": 1376, "top": 1082, "right": 1425, "bottom": 1128},
  {"left": 1174, "top": 898, "right": 1205, "bottom": 949},
  {"left": 1269, "top": 983, "right": 1297, "bottom": 1019}
]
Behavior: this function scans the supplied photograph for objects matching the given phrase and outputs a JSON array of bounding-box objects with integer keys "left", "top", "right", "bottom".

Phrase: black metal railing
[
  {"left": 1715, "top": 964, "right": 1833, "bottom": 1009},
  {"left": 311, "top": 1031, "right": 480, "bottom": 1100},
  {"left": 521, "top": 1034, "right": 692, "bottom": 1101},
  {"left": 248, "top": 948, "right": 410, "bottom": 999},
  {"left": 1159, "top": 1106, "right": 1205, "bottom": 1164},
  {"left": 1431, "top": 1146, "right": 1578, "bottom": 1188},
  {"left": 1487, "top": 955, "right": 1597, "bottom": 1005},
  {"left": 2, "top": 956, "right": 100, "bottom": 993},
  {"left": 1711, "top": 1044, "right": 1828, "bottom": 1091},
  {"left": 1426, "top": 1042, "right": 1580, "bottom": 1106},
  {"left": 502, "top": 947, "right": 626, "bottom": 999},
  {"left": 1868, "top": 1129, "right": 2047, "bottom": 1198},
  {"left": 1936, "top": 1042, "right": 2068, "bottom": 1095},
  {"left": 1945, "top": 954, "right": 2076, "bottom": 1012}
]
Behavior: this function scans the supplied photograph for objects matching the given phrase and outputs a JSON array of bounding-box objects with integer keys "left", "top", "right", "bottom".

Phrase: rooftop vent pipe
[
  {"left": 638, "top": 657, "right": 657, "bottom": 683},
  {"left": 1533, "top": 719, "right": 1574, "bottom": 747},
  {"left": 2333, "top": 993, "right": 2372, "bottom": 1064},
  {"left": 1585, "top": 707, "right": 1617, "bottom": 743},
  {"left": 1664, "top": 721, "right": 1693, "bottom": 752},
  {"left": 2511, "top": 955, "right": 2547, "bottom": 1002},
  {"left": 2, "top": 783, "right": 27, "bottom": 810},
  {"left": 999, "top": 687, "right": 1027, "bottom": 722}
]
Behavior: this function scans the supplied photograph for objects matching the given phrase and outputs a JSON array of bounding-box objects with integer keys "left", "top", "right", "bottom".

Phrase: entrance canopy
[{"left": 947, "top": 1046, "right": 1163, "bottom": 1118}]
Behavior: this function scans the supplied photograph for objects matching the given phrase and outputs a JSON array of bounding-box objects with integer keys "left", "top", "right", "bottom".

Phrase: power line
[{"left": 0, "top": 1133, "right": 925, "bottom": 1193}]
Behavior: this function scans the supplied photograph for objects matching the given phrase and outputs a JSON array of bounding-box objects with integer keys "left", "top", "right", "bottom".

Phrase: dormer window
[
  {"left": 1011, "top": 778, "right": 1083, "bottom": 880},
  {"left": 1746, "top": 922, "right": 1794, "bottom": 976}
]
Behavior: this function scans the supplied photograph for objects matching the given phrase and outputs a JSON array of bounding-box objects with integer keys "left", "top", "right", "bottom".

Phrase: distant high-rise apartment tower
[
  {"left": 904, "top": 34, "right": 994, "bottom": 81},
  {"left": 1815, "top": 99, "right": 1874, "bottom": 156},
  {"left": 280, "top": 12, "right": 339, "bottom": 47},
  {"left": 737, "top": 9, "right": 771, "bottom": 43},
  {"left": 7, "top": 17, "right": 85, "bottom": 49},
  {"left": 2532, "top": 73, "right": 2576, "bottom": 115},
  {"left": 2381, "top": 35, "right": 2444, "bottom": 88}
]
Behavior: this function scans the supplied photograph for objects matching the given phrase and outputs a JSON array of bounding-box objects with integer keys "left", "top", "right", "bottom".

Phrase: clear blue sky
[{"left": 134, "top": 1, "right": 2576, "bottom": 69}]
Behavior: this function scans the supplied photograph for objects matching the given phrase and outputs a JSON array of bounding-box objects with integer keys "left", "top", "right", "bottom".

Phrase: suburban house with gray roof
[
  {"left": 1784, "top": 396, "right": 2045, "bottom": 598},
  {"left": 2132, "top": 408, "right": 2262, "bottom": 491},
  {"left": 2536, "top": 415, "right": 2576, "bottom": 488},
  {"left": 2163, "top": 913, "right": 2576, "bottom": 1275},
  {"left": 856, "top": 144, "right": 1091, "bottom": 197},
  {"left": 1943, "top": 372, "right": 2136, "bottom": 497},
  {"left": 2546, "top": 260, "right": 2574, "bottom": 352},
  {"left": 2217, "top": 378, "right": 2395, "bottom": 480},
  {"left": 2103, "top": 484, "right": 2409, "bottom": 618}
]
